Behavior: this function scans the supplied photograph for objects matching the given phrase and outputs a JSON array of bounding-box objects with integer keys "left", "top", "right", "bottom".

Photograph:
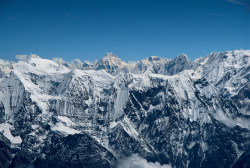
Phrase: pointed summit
[
  {"left": 173, "top": 53, "right": 191, "bottom": 66},
  {"left": 95, "top": 52, "right": 127, "bottom": 75},
  {"left": 175, "top": 53, "right": 190, "bottom": 62},
  {"left": 161, "top": 53, "right": 192, "bottom": 75},
  {"left": 100, "top": 52, "right": 126, "bottom": 65},
  {"left": 101, "top": 52, "right": 123, "bottom": 64},
  {"left": 104, "top": 52, "right": 117, "bottom": 58}
]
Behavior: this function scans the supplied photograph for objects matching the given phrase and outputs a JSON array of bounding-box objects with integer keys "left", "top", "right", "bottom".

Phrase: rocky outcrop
[{"left": 0, "top": 50, "right": 249, "bottom": 168}]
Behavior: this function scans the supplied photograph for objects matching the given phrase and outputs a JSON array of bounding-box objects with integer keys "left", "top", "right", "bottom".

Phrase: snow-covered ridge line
[
  {"left": 0, "top": 49, "right": 249, "bottom": 167},
  {"left": 1, "top": 49, "right": 249, "bottom": 77},
  {"left": 5, "top": 49, "right": 248, "bottom": 126}
]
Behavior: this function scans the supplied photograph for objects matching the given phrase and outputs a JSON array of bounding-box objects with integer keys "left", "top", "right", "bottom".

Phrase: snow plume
[{"left": 118, "top": 154, "right": 172, "bottom": 168}]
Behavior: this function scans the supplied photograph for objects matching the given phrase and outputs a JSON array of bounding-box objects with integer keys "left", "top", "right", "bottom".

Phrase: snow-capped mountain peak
[
  {"left": 95, "top": 52, "right": 127, "bottom": 74},
  {"left": 99, "top": 52, "right": 127, "bottom": 67},
  {"left": 0, "top": 50, "right": 249, "bottom": 168},
  {"left": 174, "top": 53, "right": 191, "bottom": 63}
]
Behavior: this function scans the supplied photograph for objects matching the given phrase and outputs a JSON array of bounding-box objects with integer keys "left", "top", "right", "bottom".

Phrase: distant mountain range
[{"left": 0, "top": 50, "right": 249, "bottom": 168}]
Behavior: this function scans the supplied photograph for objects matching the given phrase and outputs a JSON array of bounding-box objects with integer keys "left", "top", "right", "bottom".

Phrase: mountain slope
[{"left": 0, "top": 50, "right": 249, "bottom": 168}]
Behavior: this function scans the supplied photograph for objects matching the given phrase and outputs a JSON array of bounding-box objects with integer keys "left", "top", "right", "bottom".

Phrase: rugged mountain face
[
  {"left": 159, "top": 54, "right": 192, "bottom": 75},
  {"left": 0, "top": 59, "right": 13, "bottom": 78},
  {"left": 131, "top": 56, "right": 170, "bottom": 75},
  {"left": 0, "top": 50, "right": 249, "bottom": 168},
  {"left": 94, "top": 52, "right": 128, "bottom": 75}
]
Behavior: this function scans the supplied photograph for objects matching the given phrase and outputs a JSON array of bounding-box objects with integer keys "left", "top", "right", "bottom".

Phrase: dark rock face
[
  {"left": 36, "top": 133, "right": 117, "bottom": 168},
  {"left": 0, "top": 102, "right": 5, "bottom": 123},
  {"left": 8, "top": 151, "right": 35, "bottom": 168},
  {"left": 121, "top": 80, "right": 250, "bottom": 168},
  {"left": 232, "top": 146, "right": 250, "bottom": 168},
  {"left": 0, "top": 140, "right": 13, "bottom": 168},
  {"left": 0, "top": 50, "right": 249, "bottom": 168},
  {"left": 4, "top": 133, "right": 117, "bottom": 168},
  {"left": 162, "top": 54, "right": 192, "bottom": 75},
  {"left": 109, "top": 123, "right": 156, "bottom": 160}
]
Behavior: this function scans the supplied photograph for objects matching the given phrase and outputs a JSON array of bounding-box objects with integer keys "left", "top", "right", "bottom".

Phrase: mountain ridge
[{"left": 0, "top": 49, "right": 249, "bottom": 168}]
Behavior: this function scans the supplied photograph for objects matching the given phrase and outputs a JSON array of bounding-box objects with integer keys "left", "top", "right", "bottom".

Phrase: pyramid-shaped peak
[
  {"left": 175, "top": 53, "right": 190, "bottom": 62},
  {"left": 100, "top": 52, "right": 126, "bottom": 64},
  {"left": 105, "top": 52, "right": 118, "bottom": 58},
  {"left": 96, "top": 52, "right": 127, "bottom": 73},
  {"left": 101, "top": 52, "right": 123, "bottom": 62},
  {"left": 177, "top": 53, "right": 188, "bottom": 58}
]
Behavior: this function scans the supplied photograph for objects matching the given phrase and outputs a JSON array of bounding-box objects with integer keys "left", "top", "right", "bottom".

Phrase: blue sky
[{"left": 0, "top": 0, "right": 249, "bottom": 62}]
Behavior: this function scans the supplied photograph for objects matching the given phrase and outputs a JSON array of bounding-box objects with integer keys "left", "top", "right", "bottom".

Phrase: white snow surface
[
  {"left": 57, "top": 116, "right": 76, "bottom": 126},
  {"left": 118, "top": 154, "right": 172, "bottom": 168},
  {"left": 0, "top": 50, "right": 249, "bottom": 143},
  {"left": 0, "top": 122, "right": 22, "bottom": 144},
  {"left": 51, "top": 122, "right": 81, "bottom": 135}
]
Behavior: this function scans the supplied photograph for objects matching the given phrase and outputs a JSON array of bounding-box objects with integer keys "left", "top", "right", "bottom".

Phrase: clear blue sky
[{"left": 0, "top": 0, "right": 249, "bottom": 62}]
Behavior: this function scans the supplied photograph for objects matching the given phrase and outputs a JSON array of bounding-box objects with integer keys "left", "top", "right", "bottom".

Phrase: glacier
[{"left": 0, "top": 50, "right": 249, "bottom": 168}]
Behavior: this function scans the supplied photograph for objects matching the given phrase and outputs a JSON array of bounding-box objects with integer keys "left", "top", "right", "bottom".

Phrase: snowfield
[{"left": 0, "top": 50, "right": 249, "bottom": 168}]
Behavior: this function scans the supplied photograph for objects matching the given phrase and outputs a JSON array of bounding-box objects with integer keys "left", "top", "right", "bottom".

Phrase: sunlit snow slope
[{"left": 0, "top": 50, "right": 249, "bottom": 168}]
